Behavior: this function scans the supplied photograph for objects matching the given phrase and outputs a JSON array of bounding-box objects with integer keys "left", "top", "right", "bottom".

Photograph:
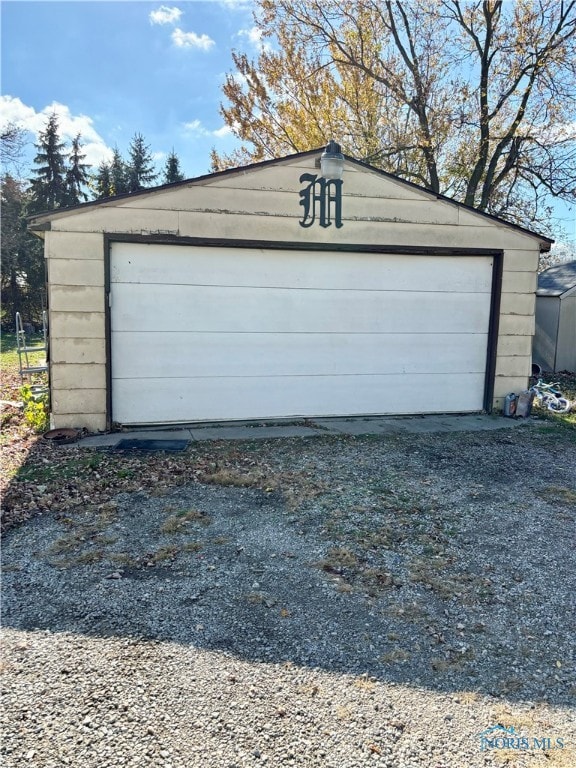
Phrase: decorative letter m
[{"left": 299, "top": 173, "right": 343, "bottom": 229}]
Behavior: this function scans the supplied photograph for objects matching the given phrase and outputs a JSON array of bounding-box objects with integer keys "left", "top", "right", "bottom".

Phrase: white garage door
[{"left": 110, "top": 242, "right": 493, "bottom": 425}]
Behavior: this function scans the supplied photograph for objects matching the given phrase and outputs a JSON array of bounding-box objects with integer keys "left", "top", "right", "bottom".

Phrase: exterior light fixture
[{"left": 319, "top": 139, "right": 344, "bottom": 180}]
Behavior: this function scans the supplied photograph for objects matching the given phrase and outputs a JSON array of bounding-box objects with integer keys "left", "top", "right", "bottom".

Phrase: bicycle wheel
[{"left": 547, "top": 398, "right": 571, "bottom": 413}]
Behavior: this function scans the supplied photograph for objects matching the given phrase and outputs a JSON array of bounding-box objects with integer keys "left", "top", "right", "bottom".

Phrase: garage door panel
[
  {"left": 112, "top": 373, "right": 486, "bottom": 424},
  {"left": 112, "top": 284, "right": 490, "bottom": 335},
  {"left": 112, "top": 244, "right": 493, "bottom": 294},
  {"left": 110, "top": 244, "right": 493, "bottom": 423},
  {"left": 112, "top": 332, "right": 488, "bottom": 379}
]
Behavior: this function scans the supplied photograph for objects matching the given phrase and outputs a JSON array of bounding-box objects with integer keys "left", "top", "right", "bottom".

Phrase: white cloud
[
  {"left": 238, "top": 26, "right": 262, "bottom": 46},
  {"left": 0, "top": 94, "right": 38, "bottom": 129},
  {"left": 237, "top": 25, "right": 271, "bottom": 51},
  {"left": 220, "top": 0, "right": 254, "bottom": 10},
  {"left": 150, "top": 7, "right": 214, "bottom": 53},
  {"left": 172, "top": 28, "right": 215, "bottom": 50},
  {"left": 536, "top": 121, "right": 576, "bottom": 144},
  {"left": 212, "top": 124, "right": 234, "bottom": 138},
  {"left": 183, "top": 119, "right": 210, "bottom": 136},
  {"left": 0, "top": 95, "right": 113, "bottom": 166},
  {"left": 149, "top": 6, "right": 182, "bottom": 25},
  {"left": 183, "top": 119, "right": 235, "bottom": 139}
]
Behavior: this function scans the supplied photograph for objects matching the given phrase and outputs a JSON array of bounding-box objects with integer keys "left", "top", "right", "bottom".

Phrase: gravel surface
[{"left": 2, "top": 427, "right": 575, "bottom": 767}]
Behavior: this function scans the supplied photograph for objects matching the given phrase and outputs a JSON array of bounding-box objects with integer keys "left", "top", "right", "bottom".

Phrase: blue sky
[
  {"left": 1, "top": 0, "right": 574, "bottom": 246},
  {"left": 1, "top": 0, "right": 256, "bottom": 176}
]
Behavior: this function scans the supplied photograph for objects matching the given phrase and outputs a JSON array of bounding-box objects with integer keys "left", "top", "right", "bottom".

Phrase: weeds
[
  {"left": 201, "top": 469, "right": 264, "bottom": 488},
  {"left": 109, "top": 552, "right": 139, "bottom": 567},
  {"left": 160, "top": 508, "right": 211, "bottom": 533},
  {"left": 380, "top": 649, "right": 411, "bottom": 664},
  {"left": 181, "top": 541, "right": 203, "bottom": 553},
  {"left": 353, "top": 676, "right": 376, "bottom": 692},
  {"left": 19, "top": 384, "right": 49, "bottom": 433},
  {"left": 538, "top": 486, "right": 576, "bottom": 505},
  {"left": 149, "top": 546, "right": 180, "bottom": 563},
  {"left": 17, "top": 453, "right": 107, "bottom": 483},
  {"left": 360, "top": 567, "right": 396, "bottom": 595},
  {"left": 49, "top": 550, "right": 105, "bottom": 569},
  {"left": 318, "top": 546, "right": 359, "bottom": 573}
]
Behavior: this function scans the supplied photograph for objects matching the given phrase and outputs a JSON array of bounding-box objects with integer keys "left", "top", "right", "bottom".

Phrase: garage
[
  {"left": 29, "top": 147, "right": 552, "bottom": 432},
  {"left": 110, "top": 242, "right": 494, "bottom": 424}
]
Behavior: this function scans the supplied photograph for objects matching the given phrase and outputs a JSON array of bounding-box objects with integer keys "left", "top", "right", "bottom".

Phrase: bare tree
[
  {"left": 0, "top": 122, "right": 27, "bottom": 174},
  {"left": 215, "top": 0, "right": 576, "bottom": 230}
]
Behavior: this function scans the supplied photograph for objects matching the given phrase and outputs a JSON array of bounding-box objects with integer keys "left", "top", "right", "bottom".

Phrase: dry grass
[
  {"left": 160, "top": 507, "right": 210, "bottom": 533},
  {"left": 49, "top": 549, "right": 105, "bottom": 569},
  {"left": 181, "top": 541, "right": 203, "bottom": 553},
  {"left": 318, "top": 546, "right": 359, "bottom": 573},
  {"left": 359, "top": 567, "right": 395, "bottom": 595},
  {"left": 109, "top": 552, "right": 139, "bottom": 567},
  {"left": 380, "top": 648, "right": 411, "bottom": 664},
  {"left": 538, "top": 486, "right": 576, "bottom": 505},
  {"left": 149, "top": 545, "right": 180, "bottom": 563},
  {"left": 245, "top": 592, "right": 266, "bottom": 605},
  {"left": 456, "top": 691, "right": 481, "bottom": 704},
  {"left": 353, "top": 676, "right": 376, "bottom": 692},
  {"left": 200, "top": 469, "right": 265, "bottom": 488},
  {"left": 385, "top": 601, "right": 428, "bottom": 622}
]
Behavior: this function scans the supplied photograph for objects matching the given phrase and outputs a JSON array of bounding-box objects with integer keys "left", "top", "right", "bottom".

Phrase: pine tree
[
  {"left": 163, "top": 150, "right": 185, "bottom": 184},
  {"left": 29, "top": 113, "right": 67, "bottom": 212},
  {"left": 1, "top": 175, "right": 45, "bottom": 325},
  {"left": 93, "top": 161, "right": 113, "bottom": 199},
  {"left": 65, "top": 134, "right": 91, "bottom": 205},
  {"left": 110, "top": 147, "right": 128, "bottom": 195},
  {"left": 126, "top": 133, "right": 158, "bottom": 192}
]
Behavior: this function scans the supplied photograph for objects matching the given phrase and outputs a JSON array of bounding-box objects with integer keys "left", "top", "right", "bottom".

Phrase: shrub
[{"left": 20, "top": 384, "right": 49, "bottom": 433}]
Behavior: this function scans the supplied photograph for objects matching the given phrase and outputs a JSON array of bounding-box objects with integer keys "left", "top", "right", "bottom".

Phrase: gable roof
[
  {"left": 28, "top": 147, "right": 553, "bottom": 250},
  {"left": 537, "top": 260, "right": 576, "bottom": 296}
]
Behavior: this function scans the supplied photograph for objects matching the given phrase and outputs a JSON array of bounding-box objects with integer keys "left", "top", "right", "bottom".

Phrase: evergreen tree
[
  {"left": 126, "top": 133, "right": 158, "bottom": 192},
  {"left": 29, "top": 113, "right": 67, "bottom": 212},
  {"left": 1, "top": 175, "right": 45, "bottom": 326},
  {"left": 110, "top": 147, "right": 128, "bottom": 195},
  {"left": 65, "top": 134, "right": 91, "bottom": 205},
  {"left": 163, "top": 150, "right": 185, "bottom": 184},
  {"left": 93, "top": 160, "right": 113, "bottom": 199}
]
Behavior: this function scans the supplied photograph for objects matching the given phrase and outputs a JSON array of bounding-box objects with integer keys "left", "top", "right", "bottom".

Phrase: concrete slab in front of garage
[{"left": 77, "top": 413, "right": 535, "bottom": 448}]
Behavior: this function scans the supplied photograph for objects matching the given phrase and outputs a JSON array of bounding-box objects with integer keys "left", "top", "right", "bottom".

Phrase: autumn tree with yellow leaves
[{"left": 213, "top": 0, "right": 576, "bottom": 230}]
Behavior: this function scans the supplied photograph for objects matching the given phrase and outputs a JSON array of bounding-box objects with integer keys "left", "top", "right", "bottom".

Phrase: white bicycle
[{"left": 530, "top": 379, "right": 572, "bottom": 414}]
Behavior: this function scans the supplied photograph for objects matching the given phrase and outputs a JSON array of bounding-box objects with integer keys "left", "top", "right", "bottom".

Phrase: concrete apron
[{"left": 78, "top": 414, "right": 533, "bottom": 448}]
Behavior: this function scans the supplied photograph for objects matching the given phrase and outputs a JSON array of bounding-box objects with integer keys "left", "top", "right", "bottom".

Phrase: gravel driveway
[{"left": 2, "top": 425, "right": 575, "bottom": 767}]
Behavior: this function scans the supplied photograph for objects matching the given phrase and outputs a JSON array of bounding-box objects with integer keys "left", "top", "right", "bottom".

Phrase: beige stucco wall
[{"left": 38, "top": 155, "right": 544, "bottom": 431}]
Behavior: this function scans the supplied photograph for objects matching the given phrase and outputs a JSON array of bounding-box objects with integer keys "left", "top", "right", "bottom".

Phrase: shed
[
  {"left": 533, "top": 260, "right": 576, "bottom": 373},
  {"left": 28, "top": 148, "right": 552, "bottom": 432}
]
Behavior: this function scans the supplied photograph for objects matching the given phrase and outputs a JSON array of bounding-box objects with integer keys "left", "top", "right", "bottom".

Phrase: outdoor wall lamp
[{"left": 318, "top": 139, "right": 344, "bottom": 180}]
